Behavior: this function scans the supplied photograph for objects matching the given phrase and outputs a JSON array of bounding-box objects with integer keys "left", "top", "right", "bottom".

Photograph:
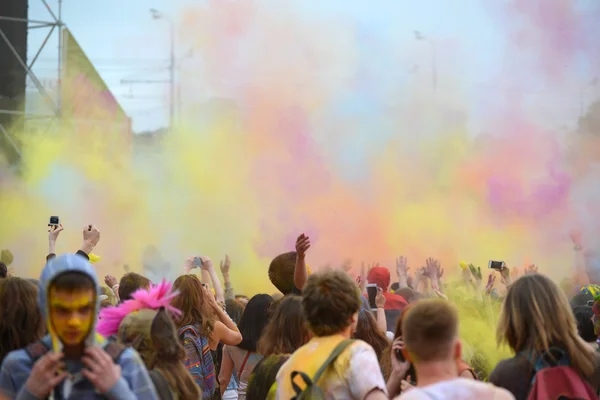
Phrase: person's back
[
  {"left": 0, "top": 252, "right": 158, "bottom": 399},
  {"left": 277, "top": 334, "right": 385, "bottom": 399},
  {"left": 398, "top": 378, "right": 513, "bottom": 400},
  {"left": 219, "top": 294, "right": 273, "bottom": 400},
  {"left": 489, "top": 274, "right": 600, "bottom": 400},
  {"left": 275, "top": 270, "right": 388, "bottom": 400},
  {"left": 395, "top": 299, "right": 513, "bottom": 400}
]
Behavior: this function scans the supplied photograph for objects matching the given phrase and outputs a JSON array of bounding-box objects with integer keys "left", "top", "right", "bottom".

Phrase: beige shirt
[{"left": 396, "top": 378, "right": 515, "bottom": 400}]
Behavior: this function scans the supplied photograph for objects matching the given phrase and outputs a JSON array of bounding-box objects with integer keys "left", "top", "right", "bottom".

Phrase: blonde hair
[{"left": 497, "top": 274, "right": 595, "bottom": 377}]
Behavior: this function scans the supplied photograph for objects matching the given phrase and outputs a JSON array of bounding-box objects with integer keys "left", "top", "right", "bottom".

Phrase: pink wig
[{"left": 97, "top": 279, "right": 181, "bottom": 337}]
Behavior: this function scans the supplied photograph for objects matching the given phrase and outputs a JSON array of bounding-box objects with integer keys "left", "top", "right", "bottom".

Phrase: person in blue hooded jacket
[{"left": 0, "top": 225, "right": 158, "bottom": 400}]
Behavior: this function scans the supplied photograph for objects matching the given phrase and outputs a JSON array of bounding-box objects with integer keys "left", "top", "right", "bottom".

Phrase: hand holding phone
[
  {"left": 488, "top": 260, "right": 505, "bottom": 270},
  {"left": 366, "top": 284, "right": 378, "bottom": 310},
  {"left": 48, "top": 216, "right": 60, "bottom": 227},
  {"left": 193, "top": 257, "right": 203, "bottom": 268}
]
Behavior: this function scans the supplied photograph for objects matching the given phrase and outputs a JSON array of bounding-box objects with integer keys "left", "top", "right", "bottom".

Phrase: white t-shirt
[
  {"left": 396, "top": 378, "right": 515, "bottom": 400},
  {"left": 276, "top": 336, "right": 388, "bottom": 400}
]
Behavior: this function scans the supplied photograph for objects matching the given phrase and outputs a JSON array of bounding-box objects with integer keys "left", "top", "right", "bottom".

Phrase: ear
[
  {"left": 402, "top": 347, "right": 412, "bottom": 362},
  {"left": 454, "top": 338, "right": 462, "bottom": 360},
  {"left": 350, "top": 312, "right": 359, "bottom": 331}
]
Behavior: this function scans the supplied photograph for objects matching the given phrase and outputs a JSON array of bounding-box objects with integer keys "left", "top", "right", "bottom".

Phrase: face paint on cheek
[{"left": 48, "top": 289, "right": 95, "bottom": 347}]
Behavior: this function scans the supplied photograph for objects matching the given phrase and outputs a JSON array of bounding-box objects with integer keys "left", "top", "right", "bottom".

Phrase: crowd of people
[{"left": 0, "top": 224, "right": 599, "bottom": 399}]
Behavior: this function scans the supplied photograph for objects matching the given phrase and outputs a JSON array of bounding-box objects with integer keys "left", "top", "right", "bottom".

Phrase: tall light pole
[
  {"left": 414, "top": 30, "right": 437, "bottom": 92},
  {"left": 150, "top": 8, "right": 175, "bottom": 130}
]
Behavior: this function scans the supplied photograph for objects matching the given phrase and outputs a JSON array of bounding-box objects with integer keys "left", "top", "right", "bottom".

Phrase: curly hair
[
  {"left": 268, "top": 252, "right": 297, "bottom": 295},
  {"left": 302, "top": 270, "right": 361, "bottom": 337}
]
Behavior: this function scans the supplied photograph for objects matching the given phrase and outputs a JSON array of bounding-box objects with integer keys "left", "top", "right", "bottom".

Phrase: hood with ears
[{"left": 38, "top": 253, "right": 101, "bottom": 352}]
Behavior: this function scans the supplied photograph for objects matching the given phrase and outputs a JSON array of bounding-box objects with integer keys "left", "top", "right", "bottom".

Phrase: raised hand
[
  {"left": 498, "top": 263, "right": 511, "bottom": 286},
  {"left": 468, "top": 264, "right": 482, "bottom": 282},
  {"left": 415, "top": 266, "right": 427, "bottom": 280},
  {"left": 184, "top": 256, "right": 195, "bottom": 274},
  {"left": 295, "top": 233, "right": 311, "bottom": 259},
  {"left": 199, "top": 256, "right": 213, "bottom": 272},
  {"left": 375, "top": 287, "right": 386, "bottom": 309},
  {"left": 485, "top": 273, "right": 496, "bottom": 294},
  {"left": 220, "top": 255, "right": 231, "bottom": 276},
  {"left": 396, "top": 256, "right": 409, "bottom": 278},
  {"left": 83, "top": 225, "right": 100, "bottom": 247},
  {"left": 48, "top": 224, "right": 64, "bottom": 242},
  {"left": 425, "top": 257, "right": 444, "bottom": 281},
  {"left": 525, "top": 264, "right": 539, "bottom": 275},
  {"left": 104, "top": 275, "right": 118, "bottom": 288}
]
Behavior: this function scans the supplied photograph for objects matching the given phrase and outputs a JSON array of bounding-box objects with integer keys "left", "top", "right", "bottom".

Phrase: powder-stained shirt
[
  {"left": 396, "top": 378, "right": 515, "bottom": 400},
  {"left": 275, "top": 335, "right": 387, "bottom": 400},
  {"left": 0, "top": 335, "right": 157, "bottom": 400}
]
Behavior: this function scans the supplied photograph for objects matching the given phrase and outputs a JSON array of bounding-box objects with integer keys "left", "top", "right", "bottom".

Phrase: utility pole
[
  {"left": 169, "top": 21, "right": 174, "bottom": 129},
  {"left": 414, "top": 30, "right": 437, "bottom": 93},
  {"left": 149, "top": 8, "right": 174, "bottom": 130}
]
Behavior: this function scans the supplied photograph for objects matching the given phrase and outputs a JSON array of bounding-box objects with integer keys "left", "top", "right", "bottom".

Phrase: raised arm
[
  {"left": 46, "top": 224, "right": 98, "bottom": 262},
  {"left": 220, "top": 255, "right": 235, "bottom": 301},
  {"left": 200, "top": 256, "right": 225, "bottom": 305},
  {"left": 293, "top": 233, "right": 311, "bottom": 290}
]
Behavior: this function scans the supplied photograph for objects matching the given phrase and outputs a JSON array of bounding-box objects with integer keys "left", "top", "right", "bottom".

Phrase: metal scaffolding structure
[{"left": 0, "top": 0, "right": 63, "bottom": 161}]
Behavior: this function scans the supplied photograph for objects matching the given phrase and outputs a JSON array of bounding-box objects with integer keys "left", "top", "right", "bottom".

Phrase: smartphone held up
[
  {"left": 488, "top": 260, "right": 505, "bottom": 270},
  {"left": 366, "top": 284, "right": 378, "bottom": 311},
  {"left": 48, "top": 216, "right": 60, "bottom": 227},
  {"left": 193, "top": 257, "right": 203, "bottom": 268}
]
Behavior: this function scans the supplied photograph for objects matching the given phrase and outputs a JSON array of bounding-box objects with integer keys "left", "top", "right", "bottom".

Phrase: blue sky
[{"left": 26, "top": 0, "right": 592, "bottom": 133}]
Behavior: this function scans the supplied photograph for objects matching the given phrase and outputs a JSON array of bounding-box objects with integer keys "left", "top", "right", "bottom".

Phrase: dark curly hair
[
  {"left": 302, "top": 270, "right": 361, "bottom": 337},
  {"left": 268, "top": 251, "right": 297, "bottom": 295}
]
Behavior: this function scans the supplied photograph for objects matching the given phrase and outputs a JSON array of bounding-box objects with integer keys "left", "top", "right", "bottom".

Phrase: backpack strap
[
  {"left": 239, "top": 351, "right": 251, "bottom": 378},
  {"left": 104, "top": 342, "right": 126, "bottom": 364},
  {"left": 178, "top": 324, "right": 199, "bottom": 338},
  {"left": 25, "top": 340, "right": 50, "bottom": 363},
  {"left": 290, "top": 339, "right": 354, "bottom": 395},
  {"left": 519, "top": 348, "right": 570, "bottom": 384},
  {"left": 312, "top": 340, "right": 354, "bottom": 382}
]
